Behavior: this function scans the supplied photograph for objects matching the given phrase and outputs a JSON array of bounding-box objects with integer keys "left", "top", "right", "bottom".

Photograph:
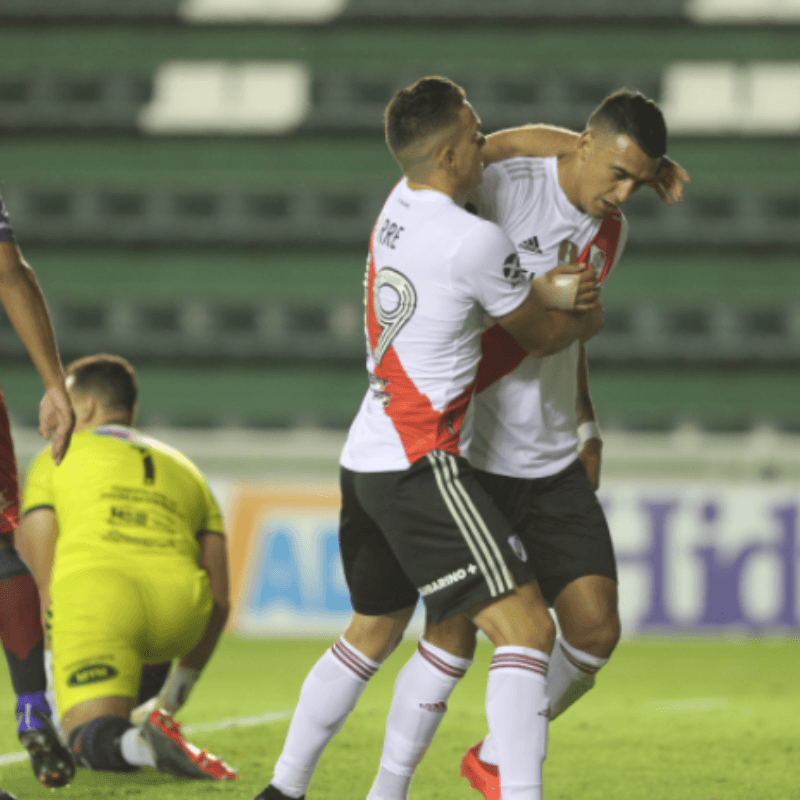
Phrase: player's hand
[
  {"left": 578, "top": 300, "right": 605, "bottom": 342},
  {"left": 579, "top": 438, "right": 602, "bottom": 490},
  {"left": 573, "top": 266, "right": 600, "bottom": 312},
  {"left": 649, "top": 156, "right": 690, "bottom": 205},
  {"left": 536, "top": 264, "right": 599, "bottom": 311},
  {"left": 39, "top": 385, "right": 75, "bottom": 466}
]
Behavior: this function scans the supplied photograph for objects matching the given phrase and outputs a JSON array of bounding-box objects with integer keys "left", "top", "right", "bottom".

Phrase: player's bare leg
[
  {"left": 548, "top": 575, "right": 620, "bottom": 720},
  {"left": 63, "top": 695, "right": 236, "bottom": 780}
]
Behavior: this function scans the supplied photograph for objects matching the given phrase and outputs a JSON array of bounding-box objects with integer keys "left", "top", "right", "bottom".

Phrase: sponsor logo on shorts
[
  {"left": 67, "top": 663, "right": 118, "bottom": 687},
  {"left": 419, "top": 564, "right": 478, "bottom": 597},
  {"left": 508, "top": 534, "right": 528, "bottom": 562}
]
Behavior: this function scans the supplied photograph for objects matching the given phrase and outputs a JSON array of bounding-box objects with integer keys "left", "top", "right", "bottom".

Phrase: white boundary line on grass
[
  {"left": 0, "top": 709, "right": 292, "bottom": 767},
  {"left": 649, "top": 697, "right": 730, "bottom": 713}
]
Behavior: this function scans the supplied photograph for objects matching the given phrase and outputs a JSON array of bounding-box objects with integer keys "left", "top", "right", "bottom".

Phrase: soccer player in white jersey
[
  {"left": 459, "top": 90, "right": 675, "bottom": 799},
  {"left": 363, "top": 90, "right": 690, "bottom": 800},
  {"left": 253, "top": 77, "right": 605, "bottom": 800}
]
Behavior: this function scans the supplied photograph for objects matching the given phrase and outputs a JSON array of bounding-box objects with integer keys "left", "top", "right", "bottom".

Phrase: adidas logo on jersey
[{"left": 518, "top": 235, "right": 543, "bottom": 254}]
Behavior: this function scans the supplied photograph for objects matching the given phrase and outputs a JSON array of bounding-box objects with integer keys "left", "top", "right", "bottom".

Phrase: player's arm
[
  {"left": 497, "top": 265, "right": 604, "bottom": 357},
  {"left": 181, "top": 530, "right": 230, "bottom": 672},
  {"left": 483, "top": 124, "right": 579, "bottom": 166},
  {"left": 576, "top": 344, "right": 602, "bottom": 490},
  {"left": 0, "top": 242, "right": 74, "bottom": 464},
  {"left": 140, "top": 530, "right": 230, "bottom": 719},
  {"left": 15, "top": 507, "right": 58, "bottom": 628}
]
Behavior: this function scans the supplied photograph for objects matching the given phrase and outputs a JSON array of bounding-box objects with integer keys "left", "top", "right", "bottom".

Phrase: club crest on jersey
[
  {"left": 502, "top": 253, "right": 528, "bottom": 288},
  {"left": 508, "top": 534, "right": 528, "bottom": 562},
  {"left": 372, "top": 267, "right": 417, "bottom": 364},
  {"left": 587, "top": 244, "right": 607, "bottom": 275}
]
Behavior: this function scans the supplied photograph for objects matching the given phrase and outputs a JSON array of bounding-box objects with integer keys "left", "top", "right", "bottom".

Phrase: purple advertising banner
[{"left": 604, "top": 481, "right": 799, "bottom": 633}]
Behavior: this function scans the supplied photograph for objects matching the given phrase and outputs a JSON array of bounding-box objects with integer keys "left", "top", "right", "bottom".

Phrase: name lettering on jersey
[
  {"left": 377, "top": 217, "right": 405, "bottom": 250},
  {"left": 502, "top": 253, "right": 529, "bottom": 288},
  {"left": 518, "top": 235, "right": 543, "bottom": 255},
  {"left": 372, "top": 267, "right": 417, "bottom": 365},
  {"left": 419, "top": 563, "right": 478, "bottom": 597}
]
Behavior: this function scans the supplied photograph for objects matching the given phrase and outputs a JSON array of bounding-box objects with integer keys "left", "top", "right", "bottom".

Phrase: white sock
[
  {"left": 485, "top": 646, "right": 549, "bottom": 800},
  {"left": 546, "top": 637, "right": 607, "bottom": 721},
  {"left": 119, "top": 727, "right": 157, "bottom": 768},
  {"left": 271, "top": 637, "right": 380, "bottom": 798},
  {"left": 367, "top": 639, "right": 472, "bottom": 800}
]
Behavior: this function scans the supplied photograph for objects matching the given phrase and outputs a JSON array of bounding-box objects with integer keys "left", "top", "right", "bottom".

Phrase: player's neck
[
  {"left": 557, "top": 152, "right": 583, "bottom": 212},
  {"left": 405, "top": 174, "right": 464, "bottom": 205}
]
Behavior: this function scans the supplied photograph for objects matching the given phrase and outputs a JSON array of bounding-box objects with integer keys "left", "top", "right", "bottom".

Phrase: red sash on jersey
[
  {"left": 366, "top": 250, "right": 474, "bottom": 464},
  {"left": 475, "top": 212, "right": 623, "bottom": 394}
]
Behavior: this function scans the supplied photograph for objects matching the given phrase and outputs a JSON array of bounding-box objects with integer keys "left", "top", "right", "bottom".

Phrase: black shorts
[
  {"left": 474, "top": 458, "right": 617, "bottom": 606},
  {"left": 339, "top": 451, "right": 537, "bottom": 624}
]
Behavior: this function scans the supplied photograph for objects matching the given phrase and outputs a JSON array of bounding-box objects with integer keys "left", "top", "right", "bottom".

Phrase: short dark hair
[
  {"left": 66, "top": 353, "right": 138, "bottom": 416},
  {"left": 588, "top": 89, "right": 667, "bottom": 159},
  {"left": 384, "top": 76, "right": 466, "bottom": 157}
]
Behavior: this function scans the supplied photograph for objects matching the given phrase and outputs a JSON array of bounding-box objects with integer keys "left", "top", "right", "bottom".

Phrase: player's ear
[
  {"left": 435, "top": 140, "right": 456, "bottom": 172},
  {"left": 69, "top": 391, "right": 93, "bottom": 426},
  {"left": 577, "top": 129, "right": 594, "bottom": 163}
]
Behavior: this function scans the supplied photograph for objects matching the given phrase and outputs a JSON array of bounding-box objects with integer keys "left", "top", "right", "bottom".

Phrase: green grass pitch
[{"left": 0, "top": 636, "right": 796, "bottom": 799}]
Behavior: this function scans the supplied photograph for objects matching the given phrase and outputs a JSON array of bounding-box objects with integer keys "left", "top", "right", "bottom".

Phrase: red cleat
[
  {"left": 460, "top": 740, "right": 500, "bottom": 800},
  {"left": 141, "top": 709, "right": 239, "bottom": 781}
]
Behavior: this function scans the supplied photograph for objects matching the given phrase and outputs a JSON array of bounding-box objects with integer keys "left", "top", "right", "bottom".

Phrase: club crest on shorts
[{"left": 508, "top": 534, "right": 528, "bottom": 562}]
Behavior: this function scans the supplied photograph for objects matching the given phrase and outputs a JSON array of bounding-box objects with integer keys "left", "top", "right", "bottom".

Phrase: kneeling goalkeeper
[{"left": 17, "top": 353, "right": 236, "bottom": 781}]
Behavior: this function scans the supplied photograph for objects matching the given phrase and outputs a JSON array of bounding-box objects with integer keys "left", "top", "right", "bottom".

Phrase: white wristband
[{"left": 577, "top": 421, "right": 602, "bottom": 449}]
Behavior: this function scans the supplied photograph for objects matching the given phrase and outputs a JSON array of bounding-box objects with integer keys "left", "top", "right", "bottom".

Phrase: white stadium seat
[
  {"left": 138, "top": 61, "right": 311, "bottom": 134},
  {"left": 179, "top": 0, "right": 348, "bottom": 23},
  {"left": 687, "top": 0, "right": 800, "bottom": 22},
  {"left": 661, "top": 61, "right": 800, "bottom": 134}
]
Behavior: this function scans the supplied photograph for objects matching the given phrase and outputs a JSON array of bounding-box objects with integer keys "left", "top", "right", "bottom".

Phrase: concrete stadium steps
[
  {"left": 1, "top": 296, "right": 799, "bottom": 366},
  {"left": 1, "top": 183, "right": 798, "bottom": 249}
]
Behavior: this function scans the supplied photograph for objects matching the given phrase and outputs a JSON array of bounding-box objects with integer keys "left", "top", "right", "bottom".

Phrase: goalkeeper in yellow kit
[{"left": 16, "top": 353, "right": 237, "bottom": 780}]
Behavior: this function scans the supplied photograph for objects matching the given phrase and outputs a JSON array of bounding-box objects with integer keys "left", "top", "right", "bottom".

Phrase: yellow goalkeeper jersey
[{"left": 23, "top": 424, "right": 223, "bottom": 582}]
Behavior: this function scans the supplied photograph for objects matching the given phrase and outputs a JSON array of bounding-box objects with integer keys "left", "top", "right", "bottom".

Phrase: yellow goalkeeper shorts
[{"left": 49, "top": 565, "right": 213, "bottom": 715}]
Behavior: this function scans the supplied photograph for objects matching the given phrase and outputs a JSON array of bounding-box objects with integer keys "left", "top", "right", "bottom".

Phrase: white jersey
[
  {"left": 340, "top": 178, "right": 530, "bottom": 473},
  {"left": 469, "top": 157, "right": 628, "bottom": 479}
]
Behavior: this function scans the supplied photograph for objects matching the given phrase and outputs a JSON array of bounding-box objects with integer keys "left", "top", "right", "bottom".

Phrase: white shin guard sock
[
  {"left": 271, "top": 637, "right": 380, "bottom": 798},
  {"left": 119, "top": 727, "right": 157, "bottom": 768},
  {"left": 546, "top": 636, "right": 608, "bottom": 721},
  {"left": 367, "top": 639, "right": 472, "bottom": 800},
  {"left": 485, "top": 646, "right": 549, "bottom": 800}
]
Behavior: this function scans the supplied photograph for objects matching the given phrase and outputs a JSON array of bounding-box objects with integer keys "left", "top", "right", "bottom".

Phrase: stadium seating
[{"left": 0, "top": 5, "right": 797, "bottom": 431}]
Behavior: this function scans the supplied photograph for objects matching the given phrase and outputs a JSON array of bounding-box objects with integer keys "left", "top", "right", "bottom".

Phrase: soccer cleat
[
  {"left": 460, "top": 740, "right": 500, "bottom": 800},
  {"left": 0, "top": 789, "right": 16, "bottom": 800},
  {"left": 18, "top": 708, "right": 76, "bottom": 789},
  {"left": 253, "top": 786, "right": 305, "bottom": 799},
  {"left": 140, "top": 709, "right": 238, "bottom": 780}
]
